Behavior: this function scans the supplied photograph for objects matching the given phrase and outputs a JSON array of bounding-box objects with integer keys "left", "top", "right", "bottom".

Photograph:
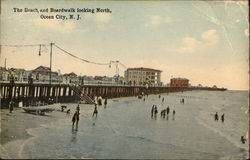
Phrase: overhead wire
[
  {"left": 53, "top": 44, "right": 110, "bottom": 66},
  {"left": 1, "top": 43, "right": 127, "bottom": 70},
  {"left": 1, "top": 44, "right": 49, "bottom": 47}
]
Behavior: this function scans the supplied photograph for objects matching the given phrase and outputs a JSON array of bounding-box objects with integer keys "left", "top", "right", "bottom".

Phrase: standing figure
[
  {"left": 241, "top": 136, "right": 247, "bottom": 144},
  {"left": 98, "top": 96, "right": 102, "bottom": 105},
  {"left": 221, "top": 113, "right": 224, "bottom": 123},
  {"left": 72, "top": 111, "right": 77, "bottom": 128},
  {"left": 104, "top": 98, "right": 108, "bottom": 105},
  {"left": 215, "top": 112, "right": 219, "bottom": 121},
  {"left": 154, "top": 106, "right": 158, "bottom": 118},
  {"left": 93, "top": 104, "right": 98, "bottom": 117},
  {"left": 162, "top": 109, "right": 166, "bottom": 118},
  {"left": 151, "top": 105, "right": 155, "bottom": 118},
  {"left": 66, "top": 109, "right": 71, "bottom": 114},
  {"left": 9, "top": 101, "right": 14, "bottom": 113},
  {"left": 76, "top": 110, "right": 80, "bottom": 127},
  {"left": 172, "top": 109, "right": 176, "bottom": 120},
  {"left": 162, "top": 97, "right": 165, "bottom": 103},
  {"left": 160, "top": 110, "right": 163, "bottom": 117},
  {"left": 180, "top": 98, "right": 184, "bottom": 104},
  {"left": 76, "top": 104, "right": 80, "bottom": 112},
  {"left": 158, "top": 95, "right": 161, "bottom": 99},
  {"left": 166, "top": 106, "right": 170, "bottom": 116}
]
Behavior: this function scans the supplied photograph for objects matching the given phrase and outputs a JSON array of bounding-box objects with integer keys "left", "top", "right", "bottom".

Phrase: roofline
[{"left": 126, "top": 67, "right": 162, "bottom": 72}]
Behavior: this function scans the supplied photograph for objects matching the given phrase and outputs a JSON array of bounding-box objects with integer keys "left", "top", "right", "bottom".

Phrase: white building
[{"left": 124, "top": 67, "right": 162, "bottom": 86}]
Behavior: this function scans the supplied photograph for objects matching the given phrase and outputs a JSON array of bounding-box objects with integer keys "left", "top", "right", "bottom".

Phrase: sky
[{"left": 0, "top": 0, "right": 249, "bottom": 90}]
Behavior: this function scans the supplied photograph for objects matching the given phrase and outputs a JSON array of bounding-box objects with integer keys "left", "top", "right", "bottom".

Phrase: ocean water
[{"left": 17, "top": 90, "right": 249, "bottom": 159}]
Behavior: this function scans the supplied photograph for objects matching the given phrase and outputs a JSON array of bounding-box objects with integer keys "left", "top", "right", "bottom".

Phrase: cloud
[
  {"left": 177, "top": 29, "right": 219, "bottom": 54},
  {"left": 177, "top": 37, "right": 201, "bottom": 54},
  {"left": 34, "top": 19, "right": 76, "bottom": 33},
  {"left": 145, "top": 15, "right": 173, "bottom": 27},
  {"left": 201, "top": 29, "right": 219, "bottom": 46}
]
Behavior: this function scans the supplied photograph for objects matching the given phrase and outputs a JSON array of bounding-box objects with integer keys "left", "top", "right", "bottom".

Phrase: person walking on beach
[
  {"left": 76, "top": 110, "right": 80, "bottom": 127},
  {"left": 151, "top": 105, "right": 155, "bottom": 118},
  {"left": 154, "top": 106, "right": 158, "bottom": 118},
  {"left": 162, "top": 109, "right": 166, "bottom": 118},
  {"left": 214, "top": 112, "right": 219, "bottom": 121},
  {"left": 166, "top": 106, "right": 170, "bottom": 116},
  {"left": 241, "top": 136, "right": 247, "bottom": 144},
  {"left": 104, "top": 98, "right": 107, "bottom": 106},
  {"left": 172, "top": 109, "right": 176, "bottom": 120},
  {"left": 76, "top": 104, "right": 80, "bottom": 112},
  {"left": 9, "top": 101, "right": 14, "bottom": 113},
  {"left": 160, "top": 110, "right": 164, "bottom": 118},
  {"left": 221, "top": 113, "right": 224, "bottom": 123},
  {"left": 162, "top": 97, "right": 164, "bottom": 103},
  {"left": 72, "top": 111, "right": 78, "bottom": 128},
  {"left": 104, "top": 98, "right": 107, "bottom": 108},
  {"left": 66, "top": 109, "right": 70, "bottom": 114},
  {"left": 159, "top": 95, "right": 161, "bottom": 99},
  {"left": 93, "top": 104, "right": 98, "bottom": 117}
]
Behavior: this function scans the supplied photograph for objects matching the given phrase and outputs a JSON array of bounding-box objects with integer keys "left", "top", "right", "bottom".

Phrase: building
[
  {"left": 124, "top": 67, "right": 162, "bottom": 86},
  {"left": 63, "top": 72, "right": 78, "bottom": 84},
  {"left": 0, "top": 67, "right": 9, "bottom": 81},
  {"left": 0, "top": 67, "right": 31, "bottom": 83},
  {"left": 32, "top": 66, "right": 61, "bottom": 83},
  {"left": 170, "top": 78, "right": 189, "bottom": 88}
]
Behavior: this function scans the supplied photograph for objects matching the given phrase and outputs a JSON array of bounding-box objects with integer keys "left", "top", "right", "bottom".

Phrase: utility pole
[
  {"left": 49, "top": 43, "right": 54, "bottom": 85},
  {"left": 4, "top": 58, "right": 6, "bottom": 69}
]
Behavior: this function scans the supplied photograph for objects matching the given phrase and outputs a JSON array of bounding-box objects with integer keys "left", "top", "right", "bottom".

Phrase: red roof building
[{"left": 170, "top": 78, "right": 189, "bottom": 88}]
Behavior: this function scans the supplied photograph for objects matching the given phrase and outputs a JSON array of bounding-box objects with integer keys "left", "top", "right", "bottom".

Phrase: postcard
[{"left": 0, "top": 0, "right": 249, "bottom": 159}]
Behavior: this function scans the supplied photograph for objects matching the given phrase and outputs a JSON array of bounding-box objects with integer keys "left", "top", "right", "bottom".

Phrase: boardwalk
[{"left": 0, "top": 82, "right": 225, "bottom": 108}]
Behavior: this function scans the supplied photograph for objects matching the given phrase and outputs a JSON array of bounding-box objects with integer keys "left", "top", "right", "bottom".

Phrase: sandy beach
[
  {"left": 0, "top": 91, "right": 249, "bottom": 159},
  {"left": 0, "top": 104, "right": 68, "bottom": 159}
]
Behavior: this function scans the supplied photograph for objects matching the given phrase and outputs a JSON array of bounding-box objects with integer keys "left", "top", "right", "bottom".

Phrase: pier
[{"left": 0, "top": 83, "right": 226, "bottom": 108}]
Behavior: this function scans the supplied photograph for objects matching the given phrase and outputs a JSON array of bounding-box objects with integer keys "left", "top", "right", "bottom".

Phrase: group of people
[
  {"left": 151, "top": 105, "right": 158, "bottom": 118},
  {"left": 214, "top": 112, "right": 225, "bottom": 122},
  {"left": 72, "top": 101, "right": 102, "bottom": 127},
  {"left": 151, "top": 105, "right": 175, "bottom": 120},
  {"left": 214, "top": 112, "right": 247, "bottom": 144},
  {"left": 61, "top": 105, "right": 70, "bottom": 114}
]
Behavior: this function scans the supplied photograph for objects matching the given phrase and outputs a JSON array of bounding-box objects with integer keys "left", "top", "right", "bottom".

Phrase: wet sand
[
  {"left": 1, "top": 92, "right": 249, "bottom": 159},
  {"left": 0, "top": 104, "right": 66, "bottom": 158}
]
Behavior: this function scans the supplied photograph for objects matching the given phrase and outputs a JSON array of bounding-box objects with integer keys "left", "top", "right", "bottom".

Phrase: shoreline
[
  {"left": 0, "top": 102, "right": 95, "bottom": 159},
  {"left": 0, "top": 105, "right": 65, "bottom": 158},
  {"left": 0, "top": 91, "right": 248, "bottom": 159}
]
